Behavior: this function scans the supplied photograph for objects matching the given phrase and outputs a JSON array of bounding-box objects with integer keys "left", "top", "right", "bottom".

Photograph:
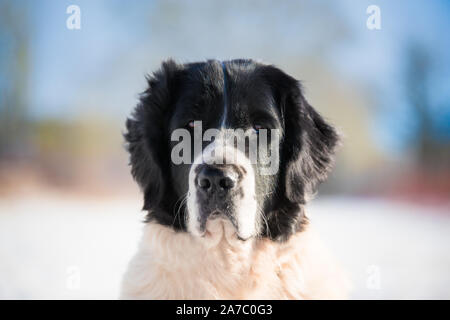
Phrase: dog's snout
[{"left": 196, "top": 165, "right": 238, "bottom": 195}]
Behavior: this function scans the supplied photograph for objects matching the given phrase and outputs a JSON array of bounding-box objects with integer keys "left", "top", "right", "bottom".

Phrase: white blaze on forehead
[
  {"left": 186, "top": 134, "right": 259, "bottom": 242},
  {"left": 220, "top": 61, "right": 228, "bottom": 128}
]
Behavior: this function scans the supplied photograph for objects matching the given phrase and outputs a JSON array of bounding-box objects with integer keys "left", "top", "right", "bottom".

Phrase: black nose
[{"left": 196, "top": 165, "right": 237, "bottom": 196}]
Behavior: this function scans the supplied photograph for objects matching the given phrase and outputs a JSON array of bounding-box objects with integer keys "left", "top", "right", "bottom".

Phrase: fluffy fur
[
  {"left": 121, "top": 59, "right": 348, "bottom": 299},
  {"left": 120, "top": 220, "right": 349, "bottom": 299}
]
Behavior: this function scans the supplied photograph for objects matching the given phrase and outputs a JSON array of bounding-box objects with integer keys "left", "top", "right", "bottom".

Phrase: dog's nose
[{"left": 196, "top": 165, "right": 237, "bottom": 196}]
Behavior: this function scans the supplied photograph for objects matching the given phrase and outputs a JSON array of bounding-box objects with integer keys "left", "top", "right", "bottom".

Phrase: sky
[{"left": 3, "top": 0, "right": 450, "bottom": 152}]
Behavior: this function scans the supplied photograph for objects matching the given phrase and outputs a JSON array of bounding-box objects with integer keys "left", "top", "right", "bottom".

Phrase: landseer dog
[{"left": 120, "top": 59, "right": 349, "bottom": 299}]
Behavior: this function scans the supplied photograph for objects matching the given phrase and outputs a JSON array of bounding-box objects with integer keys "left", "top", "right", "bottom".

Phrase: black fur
[{"left": 125, "top": 59, "right": 339, "bottom": 242}]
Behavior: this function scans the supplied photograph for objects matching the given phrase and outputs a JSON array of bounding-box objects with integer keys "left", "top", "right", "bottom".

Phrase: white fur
[
  {"left": 187, "top": 136, "right": 258, "bottom": 240},
  {"left": 121, "top": 132, "right": 349, "bottom": 299},
  {"left": 120, "top": 220, "right": 350, "bottom": 299}
]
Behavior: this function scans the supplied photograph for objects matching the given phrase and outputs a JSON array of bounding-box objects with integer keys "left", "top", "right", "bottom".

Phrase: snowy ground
[{"left": 0, "top": 194, "right": 449, "bottom": 299}]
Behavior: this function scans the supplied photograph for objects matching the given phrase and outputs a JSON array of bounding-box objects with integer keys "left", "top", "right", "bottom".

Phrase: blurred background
[{"left": 0, "top": 0, "right": 449, "bottom": 299}]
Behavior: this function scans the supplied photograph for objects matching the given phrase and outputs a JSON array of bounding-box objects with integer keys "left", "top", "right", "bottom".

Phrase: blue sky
[{"left": 3, "top": 0, "right": 450, "bottom": 152}]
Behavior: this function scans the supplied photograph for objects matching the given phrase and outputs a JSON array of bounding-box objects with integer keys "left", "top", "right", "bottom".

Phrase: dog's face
[{"left": 125, "top": 59, "right": 339, "bottom": 242}]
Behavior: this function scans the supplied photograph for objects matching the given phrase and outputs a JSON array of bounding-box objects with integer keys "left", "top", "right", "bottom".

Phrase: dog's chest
[{"left": 120, "top": 223, "right": 310, "bottom": 299}]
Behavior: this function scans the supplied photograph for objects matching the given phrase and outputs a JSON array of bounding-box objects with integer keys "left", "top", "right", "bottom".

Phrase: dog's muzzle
[
  {"left": 196, "top": 164, "right": 238, "bottom": 196},
  {"left": 195, "top": 164, "right": 241, "bottom": 223},
  {"left": 187, "top": 141, "right": 257, "bottom": 240}
]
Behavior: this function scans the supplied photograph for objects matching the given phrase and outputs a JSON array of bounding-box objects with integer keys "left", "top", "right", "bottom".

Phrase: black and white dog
[{"left": 120, "top": 59, "right": 349, "bottom": 299}]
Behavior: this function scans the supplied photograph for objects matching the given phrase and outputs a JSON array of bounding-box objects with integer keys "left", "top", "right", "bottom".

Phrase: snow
[
  {"left": 0, "top": 195, "right": 449, "bottom": 299},
  {"left": 309, "top": 198, "right": 450, "bottom": 299}
]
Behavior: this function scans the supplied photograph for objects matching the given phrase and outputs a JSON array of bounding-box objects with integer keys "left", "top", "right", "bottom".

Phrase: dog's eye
[{"left": 253, "top": 124, "right": 264, "bottom": 133}]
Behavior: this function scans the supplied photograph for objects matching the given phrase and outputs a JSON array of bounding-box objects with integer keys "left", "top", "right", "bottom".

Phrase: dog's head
[{"left": 125, "top": 59, "right": 339, "bottom": 242}]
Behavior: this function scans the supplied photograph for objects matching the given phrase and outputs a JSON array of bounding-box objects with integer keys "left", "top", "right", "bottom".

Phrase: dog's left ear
[
  {"left": 124, "top": 60, "right": 184, "bottom": 212},
  {"left": 262, "top": 65, "right": 340, "bottom": 204}
]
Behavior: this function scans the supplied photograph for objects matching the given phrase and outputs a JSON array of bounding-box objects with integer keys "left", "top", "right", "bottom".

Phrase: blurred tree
[
  {"left": 405, "top": 44, "right": 450, "bottom": 172},
  {"left": 0, "top": 1, "right": 29, "bottom": 159}
]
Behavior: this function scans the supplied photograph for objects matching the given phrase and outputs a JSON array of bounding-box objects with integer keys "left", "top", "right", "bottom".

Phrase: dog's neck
[
  {"left": 122, "top": 219, "right": 349, "bottom": 299},
  {"left": 141, "top": 219, "right": 257, "bottom": 271}
]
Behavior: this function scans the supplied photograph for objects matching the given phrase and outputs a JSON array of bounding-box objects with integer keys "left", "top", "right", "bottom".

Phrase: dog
[{"left": 120, "top": 59, "right": 349, "bottom": 299}]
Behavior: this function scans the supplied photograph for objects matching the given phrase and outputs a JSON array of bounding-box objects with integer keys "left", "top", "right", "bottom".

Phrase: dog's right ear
[
  {"left": 124, "top": 60, "right": 183, "bottom": 211},
  {"left": 260, "top": 64, "right": 340, "bottom": 204}
]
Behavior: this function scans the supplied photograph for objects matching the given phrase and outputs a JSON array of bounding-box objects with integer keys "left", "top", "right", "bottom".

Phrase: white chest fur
[{"left": 120, "top": 219, "right": 349, "bottom": 299}]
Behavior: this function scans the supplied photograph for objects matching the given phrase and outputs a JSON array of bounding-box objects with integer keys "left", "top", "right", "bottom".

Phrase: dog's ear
[
  {"left": 125, "top": 59, "right": 183, "bottom": 211},
  {"left": 262, "top": 65, "right": 340, "bottom": 204}
]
